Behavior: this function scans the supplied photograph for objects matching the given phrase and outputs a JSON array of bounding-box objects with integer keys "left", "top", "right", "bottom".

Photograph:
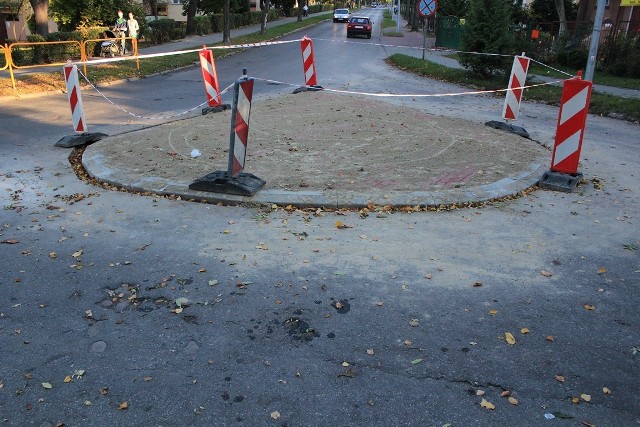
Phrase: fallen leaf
[
  {"left": 72, "top": 250, "right": 83, "bottom": 258},
  {"left": 376, "top": 301, "right": 384, "bottom": 307},
  {"left": 1, "top": 239, "right": 19, "bottom": 244},
  {"left": 42, "top": 382, "right": 52, "bottom": 389},
  {"left": 366, "top": 349, "right": 375, "bottom": 355},
  {"left": 546, "top": 335, "right": 555, "bottom": 342},
  {"left": 602, "top": 387, "right": 611, "bottom": 395},
  {"left": 84, "top": 400, "right": 92, "bottom": 406},
  {"left": 581, "top": 394, "right": 591, "bottom": 402},
  {"left": 489, "top": 309, "right": 498, "bottom": 315},
  {"left": 270, "top": 411, "right": 281, "bottom": 420},
  {"left": 555, "top": 374, "right": 565, "bottom": 383},
  {"left": 409, "top": 318, "right": 419, "bottom": 327},
  {"left": 480, "top": 398, "right": 495, "bottom": 410},
  {"left": 49, "top": 252, "right": 57, "bottom": 259},
  {"left": 99, "top": 387, "right": 109, "bottom": 395},
  {"left": 208, "top": 280, "right": 218, "bottom": 286},
  {"left": 411, "top": 358, "right": 424, "bottom": 365},
  {"left": 520, "top": 327, "right": 530, "bottom": 334},
  {"left": 508, "top": 396, "right": 519, "bottom": 405},
  {"left": 501, "top": 390, "right": 510, "bottom": 397},
  {"left": 541, "top": 270, "right": 553, "bottom": 277},
  {"left": 472, "top": 281, "right": 483, "bottom": 287},
  {"left": 581, "top": 421, "right": 596, "bottom": 427},
  {"left": 64, "top": 376, "right": 72, "bottom": 383},
  {"left": 505, "top": 332, "right": 516, "bottom": 345},
  {"left": 341, "top": 361, "right": 350, "bottom": 367},
  {"left": 403, "top": 340, "right": 412, "bottom": 346},
  {"left": 583, "top": 304, "right": 596, "bottom": 311},
  {"left": 143, "top": 376, "right": 153, "bottom": 382},
  {"left": 476, "top": 390, "right": 485, "bottom": 396},
  {"left": 175, "top": 297, "right": 189, "bottom": 308},
  {"left": 198, "top": 268, "right": 207, "bottom": 273},
  {"left": 597, "top": 267, "right": 606, "bottom": 275},
  {"left": 571, "top": 397, "right": 580, "bottom": 404},
  {"left": 74, "top": 369, "right": 85, "bottom": 377},
  {"left": 118, "top": 401, "right": 129, "bottom": 410}
]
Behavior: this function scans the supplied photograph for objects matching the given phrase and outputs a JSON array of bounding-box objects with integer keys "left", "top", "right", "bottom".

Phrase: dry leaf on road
[
  {"left": 480, "top": 398, "right": 495, "bottom": 410},
  {"left": 270, "top": 411, "right": 281, "bottom": 420},
  {"left": 541, "top": 270, "right": 553, "bottom": 277},
  {"left": 555, "top": 374, "right": 565, "bottom": 383},
  {"left": 505, "top": 332, "right": 516, "bottom": 345}
]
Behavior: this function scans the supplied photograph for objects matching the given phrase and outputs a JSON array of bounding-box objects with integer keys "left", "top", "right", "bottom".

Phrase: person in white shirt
[{"left": 127, "top": 12, "right": 140, "bottom": 53}]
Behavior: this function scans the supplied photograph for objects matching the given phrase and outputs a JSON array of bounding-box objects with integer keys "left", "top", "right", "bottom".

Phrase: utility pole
[
  {"left": 396, "top": 0, "right": 401, "bottom": 32},
  {"left": 584, "top": 0, "right": 606, "bottom": 81}
]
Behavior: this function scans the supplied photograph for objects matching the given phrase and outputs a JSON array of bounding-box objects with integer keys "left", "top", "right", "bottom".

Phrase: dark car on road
[{"left": 347, "top": 16, "right": 373, "bottom": 38}]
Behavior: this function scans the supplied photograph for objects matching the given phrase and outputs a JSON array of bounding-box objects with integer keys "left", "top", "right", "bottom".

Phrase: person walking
[
  {"left": 113, "top": 9, "right": 128, "bottom": 55},
  {"left": 127, "top": 12, "right": 139, "bottom": 53},
  {"left": 303, "top": 3, "right": 309, "bottom": 16}
]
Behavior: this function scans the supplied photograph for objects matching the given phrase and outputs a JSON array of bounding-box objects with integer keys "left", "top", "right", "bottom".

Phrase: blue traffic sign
[{"left": 419, "top": 0, "right": 437, "bottom": 17}]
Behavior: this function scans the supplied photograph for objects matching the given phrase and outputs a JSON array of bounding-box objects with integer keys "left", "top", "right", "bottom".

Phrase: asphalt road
[{"left": 1, "top": 9, "right": 639, "bottom": 426}]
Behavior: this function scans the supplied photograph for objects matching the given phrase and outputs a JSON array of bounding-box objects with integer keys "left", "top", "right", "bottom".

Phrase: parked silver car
[{"left": 333, "top": 9, "right": 350, "bottom": 23}]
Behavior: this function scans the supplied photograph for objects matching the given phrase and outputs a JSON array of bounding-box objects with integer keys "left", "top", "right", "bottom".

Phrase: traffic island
[{"left": 81, "top": 91, "right": 549, "bottom": 208}]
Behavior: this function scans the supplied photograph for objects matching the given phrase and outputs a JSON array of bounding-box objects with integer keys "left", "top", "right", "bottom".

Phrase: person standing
[
  {"left": 127, "top": 12, "right": 139, "bottom": 53},
  {"left": 113, "top": 9, "right": 128, "bottom": 55},
  {"left": 303, "top": 3, "right": 308, "bottom": 16}
]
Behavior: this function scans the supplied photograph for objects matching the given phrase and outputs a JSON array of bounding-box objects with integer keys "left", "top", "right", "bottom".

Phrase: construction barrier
[
  {"left": 1, "top": 44, "right": 8, "bottom": 71},
  {"left": 485, "top": 53, "right": 531, "bottom": 138},
  {"left": 502, "top": 54, "right": 530, "bottom": 121},
  {"left": 8, "top": 40, "right": 83, "bottom": 69},
  {"left": 55, "top": 62, "right": 106, "bottom": 148},
  {"left": 189, "top": 71, "right": 266, "bottom": 196},
  {"left": 199, "top": 45, "right": 230, "bottom": 115},
  {"left": 539, "top": 71, "right": 593, "bottom": 192},
  {"left": 294, "top": 36, "right": 322, "bottom": 93}
]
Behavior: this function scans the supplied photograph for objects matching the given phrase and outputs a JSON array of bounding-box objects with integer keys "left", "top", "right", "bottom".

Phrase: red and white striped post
[
  {"left": 502, "top": 54, "right": 530, "bottom": 121},
  {"left": 229, "top": 77, "right": 254, "bottom": 176},
  {"left": 189, "top": 71, "right": 266, "bottom": 196},
  {"left": 484, "top": 53, "right": 530, "bottom": 138},
  {"left": 294, "top": 36, "right": 322, "bottom": 93},
  {"left": 55, "top": 61, "right": 106, "bottom": 147},
  {"left": 64, "top": 62, "right": 86, "bottom": 133},
  {"left": 199, "top": 45, "right": 230, "bottom": 114},
  {"left": 539, "top": 71, "right": 593, "bottom": 191}
]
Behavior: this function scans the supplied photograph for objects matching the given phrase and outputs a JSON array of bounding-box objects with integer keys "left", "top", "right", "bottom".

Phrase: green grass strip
[{"left": 387, "top": 53, "right": 640, "bottom": 122}]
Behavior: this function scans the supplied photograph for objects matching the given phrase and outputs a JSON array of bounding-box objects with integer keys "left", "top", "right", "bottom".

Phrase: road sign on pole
[{"left": 419, "top": 0, "right": 437, "bottom": 17}]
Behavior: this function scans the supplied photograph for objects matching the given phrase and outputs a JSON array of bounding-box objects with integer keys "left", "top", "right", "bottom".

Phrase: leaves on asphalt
[
  {"left": 505, "top": 332, "right": 516, "bottom": 345},
  {"left": 480, "top": 398, "right": 495, "bottom": 410},
  {"left": 41, "top": 382, "right": 52, "bottom": 389},
  {"left": 555, "top": 374, "right": 566, "bottom": 383},
  {"left": 410, "top": 358, "right": 423, "bottom": 365},
  {"left": 540, "top": 270, "right": 553, "bottom": 277}
]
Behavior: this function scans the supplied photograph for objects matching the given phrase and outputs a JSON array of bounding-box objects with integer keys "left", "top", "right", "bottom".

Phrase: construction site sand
[{"left": 84, "top": 91, "right": 548, "bottom": 197}]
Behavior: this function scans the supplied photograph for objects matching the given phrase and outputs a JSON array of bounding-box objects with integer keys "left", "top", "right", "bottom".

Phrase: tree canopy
[{"left": 50, "top": 0, "right": 145, "bottom": 31}]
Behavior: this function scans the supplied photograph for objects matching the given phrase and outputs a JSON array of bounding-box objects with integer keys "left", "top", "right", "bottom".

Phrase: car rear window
[
  {"left": 336, "top": 9, "right": 349, "bottom": 13},
  {"left": 350, "top": 18, "right": 369, "bottom": 24}
]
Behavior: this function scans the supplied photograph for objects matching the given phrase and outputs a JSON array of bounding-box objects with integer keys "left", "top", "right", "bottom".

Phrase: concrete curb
[{"left": 82, "top": 150, "right": 545, "bottom": 208}]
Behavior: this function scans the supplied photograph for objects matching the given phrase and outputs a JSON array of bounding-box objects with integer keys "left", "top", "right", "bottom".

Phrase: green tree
[
  {"left": 50, "top": 0, "right": 144, "bottom": 31},
  {"left": 459, "top": 0, "right": 513, "bottom": 77},
  {"left": 437, "top": 0, "right": 467, "bottom": 17},
  {"left": 529, "top": 0, "right": 577, "bottom": 24}
]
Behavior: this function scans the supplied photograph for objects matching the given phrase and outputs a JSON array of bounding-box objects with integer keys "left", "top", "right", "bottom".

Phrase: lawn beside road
[
  {"left": 0, "top": 14, "right": 330, "bottom": 98},
  {"left": 387, "top": 54, "right": 640, "bottom": 123}
]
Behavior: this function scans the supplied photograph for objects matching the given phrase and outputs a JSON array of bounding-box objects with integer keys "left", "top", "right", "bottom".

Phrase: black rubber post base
[
  {"left": 539, "top": 170, "right": 583, "bottom": 193},
  {"left": 55, "top": 132, "right": 107, "bottom": 148},
  {"left": 202, "top": 104, "right": 231, "bottom": 115},
  {"left": 292, "top": 85, "right": 324, "bottom": 94},
  {"left": 485, "top": 120, "right": 530, "bottom": 139},
  {"left": 189, "top": 171, "right": 266, "bottom": 196}
]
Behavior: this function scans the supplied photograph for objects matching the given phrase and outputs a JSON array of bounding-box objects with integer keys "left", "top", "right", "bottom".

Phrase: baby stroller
[{"left": 100, "top": 30, "right": 124, "bottom": 57}]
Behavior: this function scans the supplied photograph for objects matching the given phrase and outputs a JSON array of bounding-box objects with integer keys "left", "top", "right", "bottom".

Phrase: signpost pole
[{"left": 422, "top": 19, "right": 426, "bottom": 60}]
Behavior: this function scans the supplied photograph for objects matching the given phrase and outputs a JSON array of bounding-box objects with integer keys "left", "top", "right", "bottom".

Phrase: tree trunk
[
  {"left": 29, "top": 0, "right": 49, "bottom": 36},
  {"left": 410, "top": 0, "right": 419, "bottom": 31},
  {"left": 554, "top": 0, "right": 567, "bottom": 35},
  {"left": 576, "top": 0, "right": 587, "bottom": 23},
  {"left": 186, "top": 0, "right": 199, "bottom": 35},
  {"left": 260, "top": 0, "right": 270, "bottom": 34},
  {"left": 297, "top": 0, "right": 303, "bottom": 22},
  {"left": 224, "top": 0, "right": 231, "bottom": 43}
]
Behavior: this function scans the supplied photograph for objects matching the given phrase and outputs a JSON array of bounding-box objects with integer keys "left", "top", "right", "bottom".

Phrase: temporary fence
[{"left": 45, "top": 36, "right": 594, "bottom": 197}]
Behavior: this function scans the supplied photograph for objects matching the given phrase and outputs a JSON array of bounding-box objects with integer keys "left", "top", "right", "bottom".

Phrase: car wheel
[
  {"left": 367, "top": 34, "right": 371, "bottom": 38},
  {"left": 333, "top": 19, "right": 337, "bottom": 22}
]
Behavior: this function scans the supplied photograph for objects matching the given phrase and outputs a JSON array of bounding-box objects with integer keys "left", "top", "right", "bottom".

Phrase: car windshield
[
  {"left": 336, "top": 9, "right": 349, "bottom": 14},
  {"left": 350, "top": 18, "right": 369, "bottom": 24}
]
